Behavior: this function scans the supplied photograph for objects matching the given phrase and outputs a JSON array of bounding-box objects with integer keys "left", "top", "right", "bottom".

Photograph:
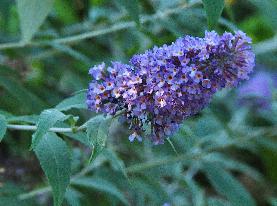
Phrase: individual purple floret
[{"left": 87, "top": 31, "right": 255, "bottom": 144}]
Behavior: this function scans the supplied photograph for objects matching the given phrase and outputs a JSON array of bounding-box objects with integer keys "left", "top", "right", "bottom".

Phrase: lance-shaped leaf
[
  {"left": 16, "top": 0, "right": 54, "bottom": 43},
  {"left": 55, "top": 91, "right": 87, "bottom": 112},
  {"left": 203, "top": 163, "right": 256, "bottom": 206},
  {"left": 102, "top": 148, "right": 128, "bottom": 178},
  {"left": 64, "top": 187, "right": 82, "bottom": 206},
  {"left": 202, "top": 0, "right": 225, "bottom": 30},
  {"left": 71, "top": 177, "right": 129, "bottom": 205},
  {"left": 86, "top": 115, "right": 112, "bottom": 161},
  {"left": 34, "top": 132, "right": 71, "bottom": 206}
]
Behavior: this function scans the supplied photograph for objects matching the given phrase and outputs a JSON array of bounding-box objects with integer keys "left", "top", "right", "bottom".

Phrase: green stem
[
  {"left": 166, "top": 138, "right": 179, "bottom": 155},
  {"left": 6, "top": 124, "right": 85, "bottom": 133},
  {"left": 6, "top": 110, "right": 124, "bottom": 133},
  {"left": 0, "top": 41, "right": 26, "bottom": 50},
  {"left": 18, "top": 187, "right": 51, "bottom": 200}
]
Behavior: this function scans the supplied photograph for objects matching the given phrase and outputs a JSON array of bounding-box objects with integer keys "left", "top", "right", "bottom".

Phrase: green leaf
[
  {"left": 55, "top": 91, "right": 87, "bottom": 112},
  {"left": 102, "top": 148, "right": 128, "bottom": 178},
  {"left": 203, "top": 163, "right": 256, "bottom": 206},
  {"left": 158, "top": 18, "right": 183, "bottom": 37},
  {"left": 208, "top": 198, "right": 232, "bottom": 206},
  {"left": 255, "top": 137, "right": 277, "bottom": 151},
  {"left": 203, "top": 153, "right": 263, "bottom": 181},
  {"left": 184, "top": 177, "right": 205, "bottom": 206},
  {"left": 62, "top": 132, "right": 91, "bottom": 147},
  {"left": 130, "top": 176, "right": 168, "bottom": 204},
  {"left": 0, "top": 76, "right": 45, "bottom": 113},
  {"left": 86, "top": 115, "right": 112, "bottom": 161},
  {"left": 71, "top": 177, "right": 129, "bottom": 205},
  {"left": 0, "top": 110, "right": 13, "bottom": 119},
  {"left": 202, "top": 0, "right": 225, "bottom": 30},
  {"left": 249, "top": 0, "right": 277, "bottom": 30},
  {"left": 53, "top": 0, "right": 78, "bottom": 24},
  {"left": 115, "top": 0, "right": 140, "bottom": 25},
  {"left": 0, "top": 115, "right": 7, "bottom": 142},
  {"left": 34, "top": 132, "right": 71, "bottom": 206},
  {"left": 16, "top": 0, "right": 54, "bottom": 43},
  {"left": 7, "top": 115, "right": 39, "bottom": 124},
  {"left": 31, "top": 109, "right": 69, "bottom": 149},
  {"left": 270, "top": 198, "right": 277, "bottom": 206},
  {"left": 64, "top": 188, "right": 82, "bottom": 206}
]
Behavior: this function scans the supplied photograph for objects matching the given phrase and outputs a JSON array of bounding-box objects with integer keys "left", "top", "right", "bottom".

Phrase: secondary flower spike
[
  {"left": 87, "top": 31, "right": 255, "bottom": 144},
  {"left": 238, "top": 71, "right": 274, "bottom": 110}
]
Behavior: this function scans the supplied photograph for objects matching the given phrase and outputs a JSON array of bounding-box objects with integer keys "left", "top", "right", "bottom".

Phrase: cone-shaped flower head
[{"left": 87, "top": 31, "right": 255, "bottom": 144}]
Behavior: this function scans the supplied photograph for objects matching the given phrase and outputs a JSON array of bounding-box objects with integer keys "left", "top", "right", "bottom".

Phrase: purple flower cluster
[{"left": 87, "top": 31, "right": 255, "bottom": 144}]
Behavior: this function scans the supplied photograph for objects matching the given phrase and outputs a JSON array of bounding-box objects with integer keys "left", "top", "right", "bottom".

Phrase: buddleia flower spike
[{"left": 87, "top": 31, "right": 255, "bottom": 145}]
